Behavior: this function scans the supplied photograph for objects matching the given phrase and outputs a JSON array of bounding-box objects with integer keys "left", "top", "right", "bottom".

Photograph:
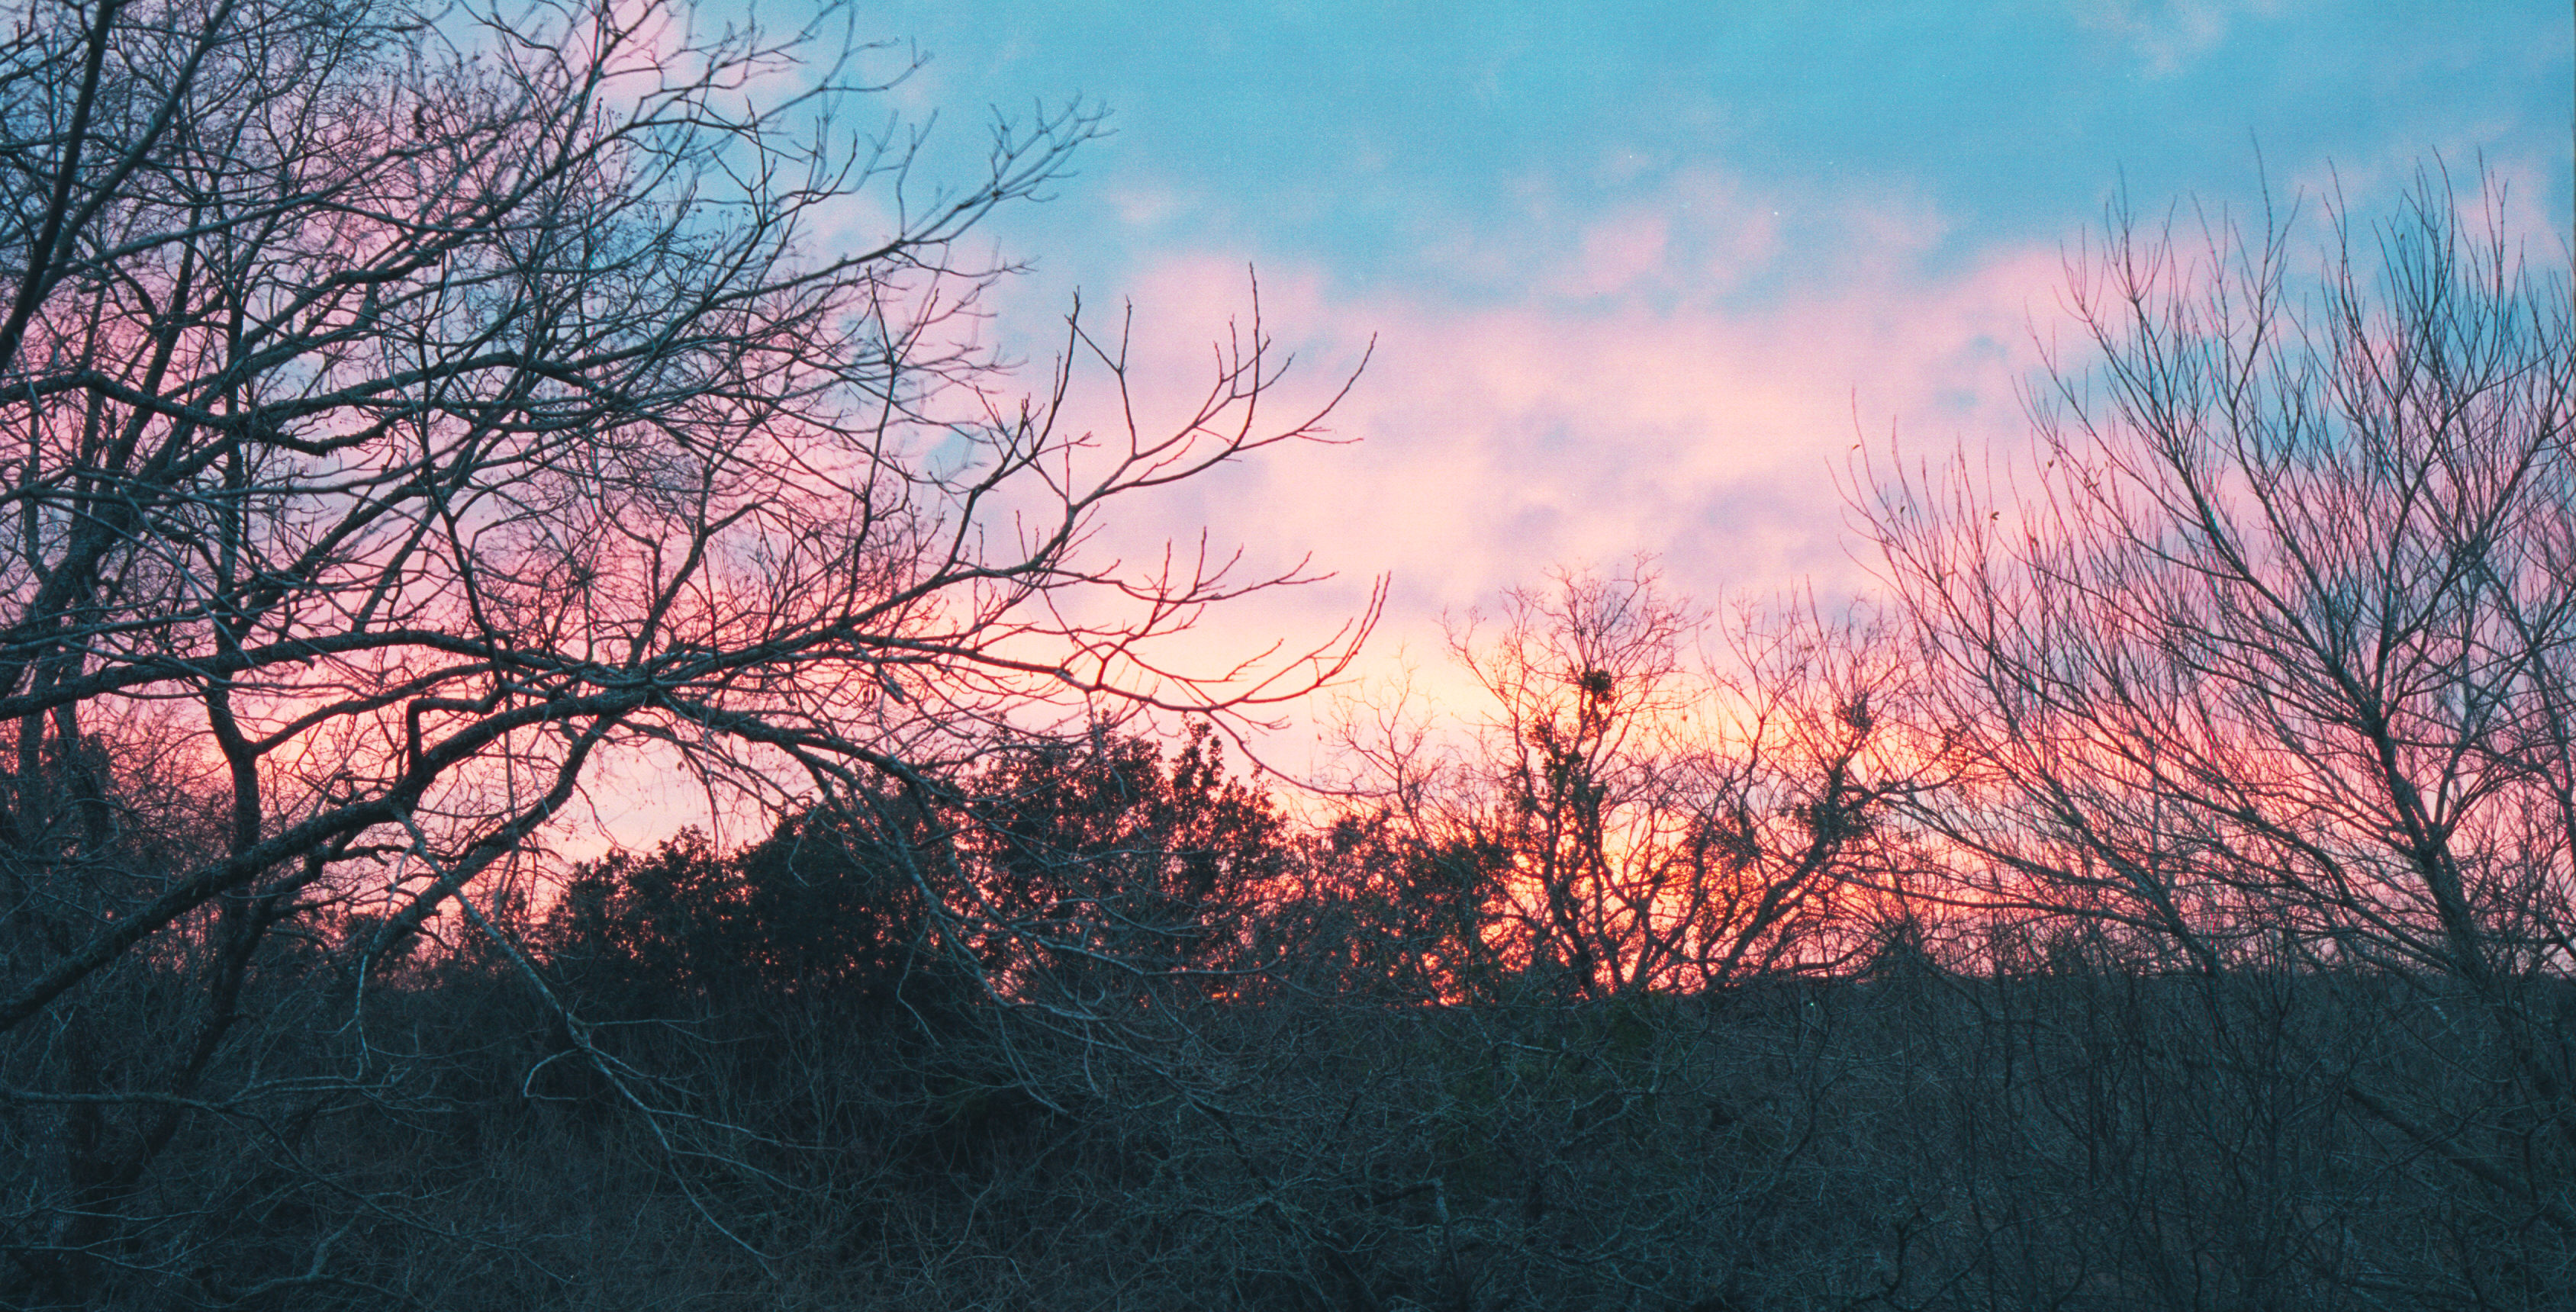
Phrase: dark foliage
[{"left": 0, "top": 0, "right": 2567, "bottom": 1300}]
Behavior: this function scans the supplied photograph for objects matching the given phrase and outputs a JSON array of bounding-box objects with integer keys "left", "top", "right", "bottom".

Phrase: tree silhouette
[{"left": 0, "top": 0, "right": 1368, "bottom": 1297}]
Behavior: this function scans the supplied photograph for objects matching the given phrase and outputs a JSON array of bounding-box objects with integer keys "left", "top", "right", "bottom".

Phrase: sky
[{"left": 790, "top": 0, "right": 2576, "bottom": 761}]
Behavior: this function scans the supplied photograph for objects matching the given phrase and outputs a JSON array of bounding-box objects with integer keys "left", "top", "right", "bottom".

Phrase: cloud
[
  {"left": 1009, "top": 172, "right": 2074, "bottom": 769},
  {"left": 2077, "top": 0, "right": 2287, "bottom": 78}
]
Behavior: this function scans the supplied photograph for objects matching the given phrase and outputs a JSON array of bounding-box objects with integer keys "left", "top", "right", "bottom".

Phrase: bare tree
[
  {"left": 0, "top": 0, "right": 1371, "bottom": 1298},
  {"left": 1860, "top": 169, "right": 2576, "bottom": 1291},
  {"left": 1339, "top": 563, "right": 1909, "bottom": 1001}
]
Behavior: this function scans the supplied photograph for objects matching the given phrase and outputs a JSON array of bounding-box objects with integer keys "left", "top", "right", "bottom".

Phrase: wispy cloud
[{"left": 1009, "top": 172, "right": 2072, "bottom": 765}]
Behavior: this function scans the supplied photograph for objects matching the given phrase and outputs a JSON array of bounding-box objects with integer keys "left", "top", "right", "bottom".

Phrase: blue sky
[
  {"left": 878, "top": 2, "right": 2568, "bottom": 301},
  {"left": 809, "top": 1, "right": 2574, "bottom": 737}
]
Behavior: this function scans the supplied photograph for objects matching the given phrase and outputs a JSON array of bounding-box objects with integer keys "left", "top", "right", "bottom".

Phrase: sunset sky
[{"left": 823, "top": 1, "right": 2573, "bottom": 751}]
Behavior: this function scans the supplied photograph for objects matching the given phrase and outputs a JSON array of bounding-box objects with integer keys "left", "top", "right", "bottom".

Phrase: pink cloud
[
  {"left": 1554, "top": 211, "right": 1673, "bottom": 299},
  {"left": 1006, "top": 179, "right": 2079, "bottom": 773}
]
